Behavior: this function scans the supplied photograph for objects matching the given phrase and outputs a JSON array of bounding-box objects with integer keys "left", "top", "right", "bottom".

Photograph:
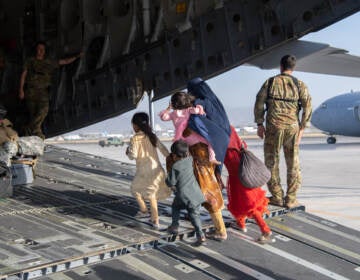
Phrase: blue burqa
[{"left": 187, "top": 77, "right": 231, "bottom": 171}]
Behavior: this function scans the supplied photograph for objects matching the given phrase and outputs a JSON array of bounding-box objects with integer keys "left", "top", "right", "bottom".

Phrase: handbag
[{"left": 238, "top": 148, "right": 271, "bottom": 188}]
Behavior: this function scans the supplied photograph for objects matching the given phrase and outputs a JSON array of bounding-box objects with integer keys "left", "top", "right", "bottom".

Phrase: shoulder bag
[{"left": 238, "top": 147, "right": 271, "bottom": 188}]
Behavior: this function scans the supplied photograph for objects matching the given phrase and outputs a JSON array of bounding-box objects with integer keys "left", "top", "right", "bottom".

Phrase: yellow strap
[{"left": 11, "top": 158, "right": 37, "bottom": 166}]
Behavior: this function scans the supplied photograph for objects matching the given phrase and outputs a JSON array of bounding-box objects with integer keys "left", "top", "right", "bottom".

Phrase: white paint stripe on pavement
[
  {"left": 289, "top": 214, "right": 360, "bottom": 243},
  {"left": 229, "top": 229, "right": 351, "bottom": 280},
  {"left": 267, "top": 219, "right": 360, "bottom": 261},
  {"left": 192, "top": 245, "right": 276, "bottom": 280},
  {"left": 120, "top": 254, "right": 177, "bottom": 280}
]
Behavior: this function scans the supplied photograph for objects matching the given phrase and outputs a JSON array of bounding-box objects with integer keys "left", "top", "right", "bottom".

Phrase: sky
[{"left": 70, "top": 11, "right": 360, "bottom": 135}]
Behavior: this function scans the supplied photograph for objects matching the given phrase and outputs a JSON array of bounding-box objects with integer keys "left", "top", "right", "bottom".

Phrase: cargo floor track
[{"left": 0, "top": 146, "right": 359, "bottom": 280}]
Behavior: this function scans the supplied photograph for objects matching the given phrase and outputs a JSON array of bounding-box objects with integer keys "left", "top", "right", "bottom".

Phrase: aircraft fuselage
[{"left": 311, "top": 92, "right": 360, "bottom": 137}]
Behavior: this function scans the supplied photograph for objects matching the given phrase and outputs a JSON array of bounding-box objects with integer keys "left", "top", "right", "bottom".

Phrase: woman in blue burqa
[
  {"left": 186, "top": 77, "right": 231, "bottom": 240},
  {"left": 187, "top": 77, "right": 231, "bottom": 170}
]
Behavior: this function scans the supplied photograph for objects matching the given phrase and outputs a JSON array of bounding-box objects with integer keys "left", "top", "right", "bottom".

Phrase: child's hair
[
  {"left": 171, "top": 140, "right": 189, "bottom": 158},
  {"left": 131, "top": 112, "right": 157, "bottom": 147},
  {"left": 171, "top": 91, "right": 194, "bottom": 110}
]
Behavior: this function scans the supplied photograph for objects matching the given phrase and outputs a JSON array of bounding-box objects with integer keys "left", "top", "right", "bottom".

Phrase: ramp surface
[{"left": 0, "top": 146, "right": 358, "bottom": 280}]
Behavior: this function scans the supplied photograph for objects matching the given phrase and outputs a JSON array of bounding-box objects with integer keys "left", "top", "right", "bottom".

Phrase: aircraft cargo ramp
[{"left": 0, "top": 146, "right": 359, "bottom": 280}]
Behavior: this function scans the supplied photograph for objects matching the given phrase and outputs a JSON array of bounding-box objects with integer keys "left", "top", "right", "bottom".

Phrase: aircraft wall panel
[
  {"left": 163, "top": 0, "right": 192, "bottom": 31},
  {"left": 103, "top": 0, "right": 131, "bottom": 17},
  {"left": 107, "top": 16, "right": 133, "bottom": 59},
  {"left": 2, "top": 0, "right": 359, "bottom": 136},
  {"left": 0, "top": 0, "right": 26, "bottom": 42},
  {"left": 82, "top": 0, "right": 106, "bottom": 24},
  {"left": 223, "top": 1, "right": 251, "bottom": 62},
  {"left": 60, "top": 0, "right": 80, "bottom": 31}
]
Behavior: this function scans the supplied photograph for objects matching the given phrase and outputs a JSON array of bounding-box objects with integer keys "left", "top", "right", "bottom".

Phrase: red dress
[{"left": 224, "top": 126, "right": 269, "bottom": 219}]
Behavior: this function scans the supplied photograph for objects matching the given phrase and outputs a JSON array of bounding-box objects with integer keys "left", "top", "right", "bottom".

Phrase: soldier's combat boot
[
  {"left": 267, "top": 185, "right": 284, "bottom": 206},
  {"left": 285, "top": 199, "right": 300, "bottom": 209},
  {"left": 268, "top": 196, "right": 284, "bottom": 207},
  {"left": 285, "top": 194, "right": 300, "bottom": 209}
]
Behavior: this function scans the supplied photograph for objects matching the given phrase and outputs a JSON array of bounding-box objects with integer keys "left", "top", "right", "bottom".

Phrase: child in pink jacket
[{"left": 159, "top": 91, "right": 220, "bottom": 165}]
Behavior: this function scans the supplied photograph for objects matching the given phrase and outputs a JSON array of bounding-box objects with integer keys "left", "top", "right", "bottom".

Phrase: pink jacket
[{"left": 159, "top": 105, "right": 205, "bottom": 140}]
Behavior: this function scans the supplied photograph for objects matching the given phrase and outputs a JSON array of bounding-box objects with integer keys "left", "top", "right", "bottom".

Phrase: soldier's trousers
[
  {"left": 25, "top": 96, "right": 49, "bottom": 139},
  {"left": 264, "top": 125, "right": 301, "bottom": 203}
]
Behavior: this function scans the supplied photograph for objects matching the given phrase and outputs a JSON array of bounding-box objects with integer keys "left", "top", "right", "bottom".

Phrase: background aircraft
[{"left": 311, "top": 91, "right": 360, "bottom": 143}]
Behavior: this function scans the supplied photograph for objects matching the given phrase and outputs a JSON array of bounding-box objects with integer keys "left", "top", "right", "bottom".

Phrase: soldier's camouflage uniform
[
  {"left": 254, "top": 73, "right": 312, "bottom": 205},
  {"left": 24, "top": 58, "right": 58, "bottom": 139}
]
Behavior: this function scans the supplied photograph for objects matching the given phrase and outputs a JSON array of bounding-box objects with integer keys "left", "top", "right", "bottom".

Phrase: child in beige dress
[{"left": 126, "top": 112, "right": 171, "bottom": 229}]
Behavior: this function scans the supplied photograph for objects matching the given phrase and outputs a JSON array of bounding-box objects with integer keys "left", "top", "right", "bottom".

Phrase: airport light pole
[{"left": 148, "top": 90, "right": 155, "bottom": 129}]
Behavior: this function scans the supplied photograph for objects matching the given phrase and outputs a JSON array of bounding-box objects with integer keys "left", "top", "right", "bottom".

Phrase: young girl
[
  {"left": 224, "top": 126, "right": 273, "bottom": 244},
  {"left": 126, "top": 112, "right": 171, "bottom": 229},
  {"left": 159, "top": 91, "right": 220, "bottom": 165}
]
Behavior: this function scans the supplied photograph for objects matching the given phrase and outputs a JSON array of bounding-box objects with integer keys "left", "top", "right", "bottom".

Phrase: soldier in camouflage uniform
[
  {"left": 19, "top": 41, "right": 82, "bottom": 139},
  {"left": 254, "top": 55, "right": 312, "bottom": 208}
]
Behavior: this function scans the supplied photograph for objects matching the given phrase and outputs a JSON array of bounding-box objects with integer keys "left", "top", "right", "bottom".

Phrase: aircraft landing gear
[{"left": 327, "top": 136, "right": 336, "bottom": 144}]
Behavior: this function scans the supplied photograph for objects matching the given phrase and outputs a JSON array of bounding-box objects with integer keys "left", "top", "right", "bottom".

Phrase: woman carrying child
[
  {"left": 126, "top": 112, "right": 171, "bottom": 229},
  {"left": 159, "top": 91, "right": 221, "bottom": 165},
  {"left": 184, "top": 77, "right": 231, "bottom": 241},
  {"left": 186, "top": 77, "right": 272, "bottom": 243}
]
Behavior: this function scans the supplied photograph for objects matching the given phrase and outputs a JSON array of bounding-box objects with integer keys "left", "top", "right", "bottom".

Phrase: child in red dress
[{"left": 224, "top": 126, "right": 273, "bottom": 243}]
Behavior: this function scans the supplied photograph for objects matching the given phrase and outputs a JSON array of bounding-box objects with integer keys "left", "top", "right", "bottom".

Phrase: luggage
[
  {"left": 0, "top": 161, "right": 13, "bottom": 197},
  {"left": 10, "top": 157, "right": 37, "bottom": 186},
  {"left": 10, "top": 163, "right": 34, "bottom": 186},
  {"left": 17, "top": 136, "right": 45, "bottom": 156},
  {"left": 0, "top": 149, "right": 10, "bottom": 166},
  {"left": 238, "top": 148, "right": 271, "bottom": 188},
  {"left": 0, "top": 141, "right": 18, "bottom": 166}
]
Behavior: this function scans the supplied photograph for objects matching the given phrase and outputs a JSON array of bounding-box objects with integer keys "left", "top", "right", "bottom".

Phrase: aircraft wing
[{"left": 245, "top": 40, "right": 360, "bottom": 78}]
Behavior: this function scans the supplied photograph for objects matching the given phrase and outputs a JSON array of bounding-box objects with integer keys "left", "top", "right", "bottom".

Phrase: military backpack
[{"left": 266, "top": 73, "right": 302, "bottom": 112}]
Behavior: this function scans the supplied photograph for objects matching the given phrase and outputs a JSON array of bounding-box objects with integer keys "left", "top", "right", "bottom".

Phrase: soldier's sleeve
[
  {"left": 299, "top": 82, "right": 312, "bottom": 129},
  {"left": 23, "top": 58, "right": 31, "bottom": 71},
  {"left": 52, "top": 59, "right": 60, "bottom": 69},
  {"left": 254, "top": 80, "right": 268, "bottom": 124},
  {"left": 49, "top": 59, "right": 60, "bottom": 71}
]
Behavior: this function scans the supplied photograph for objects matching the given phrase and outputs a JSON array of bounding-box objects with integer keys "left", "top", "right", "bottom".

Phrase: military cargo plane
[
  {"left": 1, "top": 1, "right": 360, "bottom": 279},
  {"left": 1, "top": 0, "right": 360, "bottom": 138},
  {"left": 311, "top": 91, "right": 360, "bottom": 143}
]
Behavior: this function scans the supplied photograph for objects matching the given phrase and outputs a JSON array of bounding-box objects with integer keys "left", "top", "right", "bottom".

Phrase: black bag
[{"left": 239, "top": 148, "right": 271, "bottom": 188}]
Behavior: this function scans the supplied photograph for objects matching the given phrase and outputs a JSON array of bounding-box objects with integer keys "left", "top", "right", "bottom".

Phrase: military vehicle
[{"left": 98, "top": 137, "right": 124, "bottom": 147}]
